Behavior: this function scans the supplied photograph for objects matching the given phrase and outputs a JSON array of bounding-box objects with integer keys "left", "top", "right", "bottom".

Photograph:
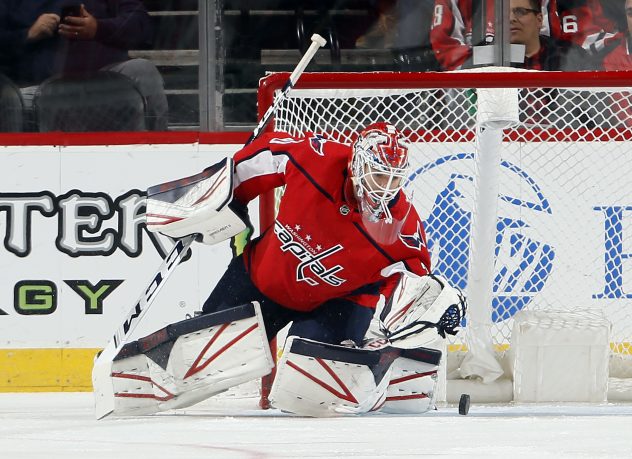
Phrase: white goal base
[
  {"left": 510, "top": 311, "right": 611, "bottom": 402},
  {"left": 511, "top": 310, "right": 610, "bottom": 403},
  {"left": 442, "top": 310, "right": 614, "bottom": 404}
]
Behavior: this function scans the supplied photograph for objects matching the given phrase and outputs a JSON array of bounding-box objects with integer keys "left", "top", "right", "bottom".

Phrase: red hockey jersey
[
  {"left": 429, "top": 0, "right": 614, "bottom": 71},
  {"left": 430, "top": 0, "right": 499, "bottom": 70},
  {"left": 554, "top": 0, "right": 618, "bottom": 54},
  {"left": 601, "top": 35, "right": 632, "bottom": 127},
  {"left": 602, "top": 35, "right": 632, "bottom": 70},
  {"left": 232, "top": 132, "right": 431, "bottom": 312}
]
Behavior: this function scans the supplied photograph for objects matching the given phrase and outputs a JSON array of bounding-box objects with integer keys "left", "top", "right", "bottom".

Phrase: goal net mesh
[{"left": 264, "top": 70, "right": 632, "bottom": 383}]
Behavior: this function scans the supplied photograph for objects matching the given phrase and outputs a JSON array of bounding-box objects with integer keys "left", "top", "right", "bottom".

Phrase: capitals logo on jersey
[
  {"left": 309, "top": 135, "right": 327, "bottom": 156},
  {"left": 399, "top": 221, "right": 426, "bottom": 251},
  {"left": 274, "top": 220, "right": 346, "bottom": 287}
]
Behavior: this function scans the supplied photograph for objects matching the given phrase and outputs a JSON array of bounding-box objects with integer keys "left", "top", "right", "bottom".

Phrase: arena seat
[
  {"left": 0, "top": 73, "right": 24, "bottom": 132},
  {"left": 34, "top": 72, "right": 147, "bottom": 132}
]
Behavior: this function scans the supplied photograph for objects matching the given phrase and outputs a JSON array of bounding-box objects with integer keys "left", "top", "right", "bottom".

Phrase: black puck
[{"left": 458, "top": 393, "right": 470, "bottom": 415}]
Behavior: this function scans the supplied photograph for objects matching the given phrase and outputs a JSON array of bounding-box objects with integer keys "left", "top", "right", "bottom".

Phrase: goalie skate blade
[{"left": 458, "top": 393, "right": 470, "bottom": 416}]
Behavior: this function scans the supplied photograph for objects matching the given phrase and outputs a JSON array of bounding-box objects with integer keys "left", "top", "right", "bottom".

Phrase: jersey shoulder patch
[
  {"left": 308, "top": 134, "right": 328, "bottom": 156},
  {"left": 399, "top": 220, "right": 426, "bottom": 251}
]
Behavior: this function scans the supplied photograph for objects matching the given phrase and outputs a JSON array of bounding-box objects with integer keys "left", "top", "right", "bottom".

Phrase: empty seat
[
  {"left": 34, "top": 72, "right": 147, "bottom": 132},
  {"left": 0, "top": 73, "right": 24, "bottom": 132}
]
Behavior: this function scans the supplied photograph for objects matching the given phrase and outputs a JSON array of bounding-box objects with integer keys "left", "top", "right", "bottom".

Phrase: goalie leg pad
[
  {"left": 269, "top": 337, "right": 407, "bottom": 417},
  {"left": 380, "top": 349, "right": 441, "bottom": 414},
  {"left": 108, "top": 302, "right": 274, "bottom": 416}
]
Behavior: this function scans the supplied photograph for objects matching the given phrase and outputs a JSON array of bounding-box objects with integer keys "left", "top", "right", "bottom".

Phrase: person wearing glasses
[
  {"left": 430, "top": 0, "right": 559, "bottom": 70},
  {"left": 429, "top": 0, "right": 614, "bottom": 71},
  {"left": 510, "top": 0, "right": 591, "bottom": 70}
]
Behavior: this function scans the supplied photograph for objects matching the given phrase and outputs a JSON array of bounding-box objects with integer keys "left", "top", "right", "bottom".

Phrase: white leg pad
[
  {"left": 108, "top": 302, "right": 274, "bottom": 416},
  {"left": 110, "top": 353, "right": 162, "bottom": 416},
  {"left": 270, "top": 337, "right": 403, "bottom": 417},
  {"left": 380, "top": 355, "right": 439, "bottom": 414}
]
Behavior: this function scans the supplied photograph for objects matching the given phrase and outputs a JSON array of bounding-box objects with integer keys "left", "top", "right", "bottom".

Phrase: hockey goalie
[{"left": 105, "top": 122, "right": 467, "bottom": 417}]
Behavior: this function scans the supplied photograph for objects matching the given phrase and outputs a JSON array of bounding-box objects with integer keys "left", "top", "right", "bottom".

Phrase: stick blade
[{"left": 92, "top": 343, "right": 117, "bottom": 420}]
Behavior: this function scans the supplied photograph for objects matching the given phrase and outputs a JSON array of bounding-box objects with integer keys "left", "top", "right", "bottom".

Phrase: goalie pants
[{"left": 202, "top": 255, "right": 373, "bottom": 345}]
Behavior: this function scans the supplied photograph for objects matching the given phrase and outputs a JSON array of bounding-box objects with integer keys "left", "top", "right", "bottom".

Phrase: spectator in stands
[
  {"left": 430, "top": 0, "right": 495, "bottom": 70},
  {"left": 430, "top": 0, "right": 560, "bottom": 70},
  {"left": 600, "top": 0, "right": 632, "bottom": 127},
  {"left": 355, "top": 0, "right": 397, "bottom": 49},
  {"left": 355, "top": 0, "right": 440, "bottom": 71},
  {"left": 0, "top": 1, "right": 168, "bottom": 130},
  {"left": 429, "top": 0, "right": 613, "bottom": 71},
  {"left": 509, "top": 0, "right": 598, "bottom": 128},
  {"left": 601, "top": 0, "right": 632, "bottom": 70},
  {"left": 510, "top": 0, "right": 591, "bottom": 70},
  {"left": 555, "top": 0, "right": 618, "bottom": 58}
]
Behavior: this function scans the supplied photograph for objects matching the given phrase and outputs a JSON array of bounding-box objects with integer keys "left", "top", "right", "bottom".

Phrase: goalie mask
[{"left": 350, "top": 122, "right": 412, "bottom": 244}]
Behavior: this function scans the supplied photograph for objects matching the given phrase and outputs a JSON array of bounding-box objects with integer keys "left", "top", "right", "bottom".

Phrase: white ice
[{"left": 1, "top": 393, "right": 632, "bottom": 459}]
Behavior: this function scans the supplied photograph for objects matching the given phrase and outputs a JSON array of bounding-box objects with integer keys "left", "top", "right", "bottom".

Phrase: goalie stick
[
  {"left": 247, "top": 34, "right": 326, "bottom": 145},
  {"left": 92, "top": 33, "right": 327, "bottom": 420}
]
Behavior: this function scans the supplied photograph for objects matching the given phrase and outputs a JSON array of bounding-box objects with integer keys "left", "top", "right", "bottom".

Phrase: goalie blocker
[{"left": 145, "top": 157, "right": 251, "bottom": 245}]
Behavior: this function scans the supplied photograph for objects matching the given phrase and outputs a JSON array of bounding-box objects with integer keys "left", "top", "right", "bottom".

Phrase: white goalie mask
[{"left": 350, "top": 122, "right": 412, "bottom": 244}]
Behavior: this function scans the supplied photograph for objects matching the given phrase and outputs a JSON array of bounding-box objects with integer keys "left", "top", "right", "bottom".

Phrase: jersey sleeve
[
  {"left": 344, "top": 275, "right": 399, "bottom": 310},
  {"left": 342, "top": 254, "right": 431, "bottom": 311},
  {"left": 232, "top": 133, "right": 295, "bottom": 205},
  {"left": 94, "top": 0, "right": 154, "bottom": 49},
  {"left": 556, "top": 0, "right": 618, "bottom": 54},
  {"left": 342, "top": 233, "right": 432, "bottom": 312},
  {"left": 430, "top": 0, "right": 472, "bottom": 71}
]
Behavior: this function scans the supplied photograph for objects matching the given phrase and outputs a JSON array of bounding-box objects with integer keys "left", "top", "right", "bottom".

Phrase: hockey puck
[{"left": 458, "top": 393, "right": 470, "bottom": 415}]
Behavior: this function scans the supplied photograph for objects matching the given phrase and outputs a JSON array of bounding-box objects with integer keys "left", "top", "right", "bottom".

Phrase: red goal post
[{"left": 256, "top": 69, "right": 632, "bottom": 404}]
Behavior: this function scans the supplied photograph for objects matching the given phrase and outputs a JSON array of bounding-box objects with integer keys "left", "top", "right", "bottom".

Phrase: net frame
[{"left": 257, "top": 69, "right": 632, "bottom": 402}]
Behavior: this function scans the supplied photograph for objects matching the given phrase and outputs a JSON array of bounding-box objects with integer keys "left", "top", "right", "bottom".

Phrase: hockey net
[{"left": 256, "top": 68, "right": 632, "bottom": 403}]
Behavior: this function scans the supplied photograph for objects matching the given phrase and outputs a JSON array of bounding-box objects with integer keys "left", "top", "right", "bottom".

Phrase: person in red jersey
[
  {"left": 600, "top": 0, "right": 632, "bottom": 127},
  {"left": 555, "top": 0, "right": 618, "bottom": 58},
  {"left": 602, "top": 0, "right": 632, "bottom": 71},
  {"left": 430, "top": 0, "right": 559, "bottom": 70},
  {"left": 510, "top": 0, "right": 590, "bottom": 71},
  {"left": 201, "top": 123, "right": 432, "bottom": 346},
  {"left": 118, "top": 122, "right": 464, "bottom": 417},
  {"left": 429, "top": 0, "right": 614, "bottom": 71}
]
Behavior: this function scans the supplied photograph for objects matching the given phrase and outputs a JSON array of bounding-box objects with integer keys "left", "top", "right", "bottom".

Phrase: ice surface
[{"left": 1, "top": 393, "right": 632, "bottom": 458}]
